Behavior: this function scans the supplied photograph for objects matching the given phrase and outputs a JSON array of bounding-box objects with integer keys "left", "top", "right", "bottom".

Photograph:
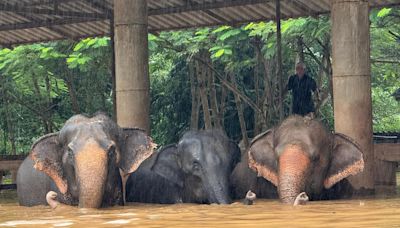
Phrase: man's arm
[{"left": 283, "top": 76, "right": 293, "bottom": 97}]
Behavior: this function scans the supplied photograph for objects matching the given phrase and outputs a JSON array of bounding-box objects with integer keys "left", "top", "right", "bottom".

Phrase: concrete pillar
[
  {"left": 114, "top": 0, "right": 150, "bottom": 132},
  {"left": 331, "top": 0, "right": 374, "bottom": 191}
]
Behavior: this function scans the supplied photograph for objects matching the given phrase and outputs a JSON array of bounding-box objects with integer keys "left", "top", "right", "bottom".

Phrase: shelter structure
[{"left": 1, "top": 0, "right": 399, "bottom": 194}]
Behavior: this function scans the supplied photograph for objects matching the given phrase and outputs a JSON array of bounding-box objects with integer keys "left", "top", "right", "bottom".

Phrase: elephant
[
  {"left": 17, "top": 113, "right": 156, "bottom": 208},
  {"left": 245, "top": 115, "right": 364, "bottom": 204},
  {"left": 230, "top": 149, "right": 278, "bottom": 200},
  {"left": 126, "top": 129, "right": 241, "bottom": 204}
]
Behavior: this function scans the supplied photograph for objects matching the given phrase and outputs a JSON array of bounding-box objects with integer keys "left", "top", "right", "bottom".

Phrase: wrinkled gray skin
[
  {"left": 126, "top": 129, "right": 241, "bottom": 204},
  {"left": 247, "top": 115, "right": 364, "bottom": 204},
  {"left": 17, "top": 113, "right": 155, "bottom": 208}
]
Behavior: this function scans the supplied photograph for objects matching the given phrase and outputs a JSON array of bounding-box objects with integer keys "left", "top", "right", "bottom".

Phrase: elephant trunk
[
  {"left": 205, "top": 171, "right": 232, "bottom": 204},
  {"left": 75, "top": 139, "right": 108, "bottom": 208},
  {"left": 278, "top": 145, "right": 310, "bottom": 204}
]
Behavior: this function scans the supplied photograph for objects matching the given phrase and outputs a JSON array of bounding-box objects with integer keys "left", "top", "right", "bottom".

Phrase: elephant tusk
[
  {"left": 242, "top": 190, "right": 257, "bottom": 205},
  {"left": 293, "top": 192, "right": 309, "bottom": 206},
  {"left": 46, "top": 191, "right": 60, "bottom": 209}
]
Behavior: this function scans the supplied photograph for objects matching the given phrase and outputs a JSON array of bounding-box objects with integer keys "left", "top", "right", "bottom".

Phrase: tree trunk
[
  {"left": 189, "top": 60, "right": 200, "bottom": 130},
  {"left": 296, "top": 36, "right": 305, "bottom": 64},
  {"left": 196, "top": 54, "right": 212, "bottom": 130},
  {"left": 207, "top": 56, "right": 221, "bottom": 129},
  {"left": 31, "top": 73, "right": 50, "bottom": 133},
  {"left": 253, "top": 42, "right": 265, "bottom": 135},
  {"left": 0, "top": 75, "right": 17, "bottom": 155},
  {"left": 65, "top": 71, "right": 80, "bottom": 114},
  {"left": 110, "top": 15, "right": 117, "bottom": 121},
  {"left": 229, "top": 73, "right": 249, "bottom": 148},
  {"left": 256, "top": 42, "right": 274, "bottom": 129},
  {"left": 4, "top": 100, "right": 16, "bottom": 155},
  {"left": 219, "top": 72, "right": 228, "bottom": 128},
  {"left": 44, "top": 73, "right": 53, "bottom": 133},
  {"left": 275, "top": 0, "right": 284, "bottom": 121}
]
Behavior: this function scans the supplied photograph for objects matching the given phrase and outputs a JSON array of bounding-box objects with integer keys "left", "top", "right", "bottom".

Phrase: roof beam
[
  {"left": 15, "top": 12, "right": 73, "bottom": 39},
  {"left": 23, "top": 0, "right": 79, "bottom": 7},
  {"left": 290, "top": 0, "right": 315, "bottom": 15},
  {"left": 202, "top": 9, "right": 229, "bottom": 23},
  {"left": 0, "top": 2, "right": 109, "bottom": 19},
  {"left": 0, "top": 17, "right": 103, "bottom": 32},
  {"left": 148, "top": 0, "right": 271, "bottom": 15},
  {"left": 83, "top": 0, "right": 113, "bottom": 15}
]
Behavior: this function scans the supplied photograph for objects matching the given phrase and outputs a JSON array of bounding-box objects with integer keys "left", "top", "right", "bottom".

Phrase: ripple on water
[
  {"left": 1, "top": 197, "right": 400, "bottom": 227},
  {"left": 0, "top": 219, "right": 74, "bottom": 227}
]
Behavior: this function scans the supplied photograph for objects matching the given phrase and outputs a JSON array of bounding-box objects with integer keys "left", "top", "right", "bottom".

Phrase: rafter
[
  {"left": 290, "top": 0, "right": 316, "bottom": 16},
  {"left": 148, "top": 0, "right": 271, "bottom": 16},
  {"left": 83, "top": 0, "right": 112, "bottom": 15},
  {"left": 13, "top": 12, "right": 73, "bottom": 39},
  {"left": 0, "top": 17, "right": 103, "bottom": 32},
  {"left": 0, "top": 2, "right": 109, "bottom": 19},
  {"left": 202, "top": 9, "right": 229, "bottom": 23},
  {"left": 23, "top": 0, "right": 79, "bottom": 7}
]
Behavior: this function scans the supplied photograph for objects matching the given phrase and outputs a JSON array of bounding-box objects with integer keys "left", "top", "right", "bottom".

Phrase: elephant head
[
  {"left": 152, "top": 129, "right": 240, "bottom": 204},
  {"left": 30, "top": 113, "right": 156, "bottom": 208},
  {"left": 248, "top": 115, "right": 364, "bottom": 204}
]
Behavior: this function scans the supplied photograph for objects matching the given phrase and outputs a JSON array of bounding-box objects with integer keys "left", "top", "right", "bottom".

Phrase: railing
[
  {"left": 0, "top": 155, "right": 26, "bottom": 191},
  {"left": 373, "top": 133, "right": 400, "bottom": 195}
]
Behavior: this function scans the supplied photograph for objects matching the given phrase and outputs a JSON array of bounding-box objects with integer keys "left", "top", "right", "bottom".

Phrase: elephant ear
[
  {"left": 119, "top": 128, "right": 157, "bottom": 175},
  {"left": 248, "top": 129, "right": 278, "bottom": 186},
  {"left": 30, "top": 133, "right": 68, "bottom": 194},
  {"left": 324, "top": 133, "right": 364, "bottom": 189},
  {"left": 151, "top": 144, "right": 184, "bottom": 188}
]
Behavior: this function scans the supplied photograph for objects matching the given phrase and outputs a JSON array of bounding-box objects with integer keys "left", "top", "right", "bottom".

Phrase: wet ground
[{"left": 1, "top": 190, "right": 400, "bottom": 227}]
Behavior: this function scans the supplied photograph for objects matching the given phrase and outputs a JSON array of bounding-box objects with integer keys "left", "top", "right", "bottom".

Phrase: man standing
[{"left": 286, "top": 62, "right": 318, "bottom": 116}]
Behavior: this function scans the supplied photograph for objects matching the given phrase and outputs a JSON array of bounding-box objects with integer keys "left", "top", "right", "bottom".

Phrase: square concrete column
[
  {"left": 331, "top": 0, "right": 374, "bottom": 191},
  {"left": 114, "top": 0, "right": 150, "bottom": 133}
]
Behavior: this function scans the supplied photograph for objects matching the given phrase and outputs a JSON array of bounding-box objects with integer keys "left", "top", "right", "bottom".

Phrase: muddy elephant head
[
  {"left": 248, "top": 115, "right": 364, "bottom": 204},
  {"left": 151, "top": 130, "right": 240, "bottom": 204},
  {"left": 30, "top": 113, "right": 156, "bottom": 208}
]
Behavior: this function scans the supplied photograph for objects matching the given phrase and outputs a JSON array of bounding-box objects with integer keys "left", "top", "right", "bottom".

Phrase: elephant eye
[
  {"left": 67, "top": 147, "right": 74, "bottom": 159},
  {"left": 312, "top": 154, "right": 320, "bottom": 162},
  {"left": 108, "top": 144, "right": 116, "bottom": 157},
  {"left": 192, "top": 161, "right": 201, "bottom": 171}
]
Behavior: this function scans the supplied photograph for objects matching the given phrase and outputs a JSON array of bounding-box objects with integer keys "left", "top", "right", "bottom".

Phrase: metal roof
[{"left": 0, "top": 0, "right": 399, "bottom": 46}]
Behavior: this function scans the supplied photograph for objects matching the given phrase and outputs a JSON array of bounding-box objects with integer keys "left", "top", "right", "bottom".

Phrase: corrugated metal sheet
[{"left": 0, "top": 0, "right": 398, "bottom": 46}]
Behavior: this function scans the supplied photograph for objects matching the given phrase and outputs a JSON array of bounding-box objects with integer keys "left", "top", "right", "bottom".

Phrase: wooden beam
[
  {"left": 0, "top": 31, "right": 108, "bottom": 46},
  {"left": 0, "top": 2, "right": 109, "bottom": 19},
  {"left": 291, "top": 0, "right": 315, "bottom": 15},
  {"left": 375, "top": 143, "right": 400, "bottom": 162},
  {"left": 14, "top": 12, "right": 73, "bottom": 39},
  {"left": 23, "top": 0, "right": 79, "bottom": 7},
  {"left": 202, "top": 9, "right": 228, "bottom": 23},
  {"left": 84, "top": 0, "right": 113, "bottom": 15},
  {"left": 0, "top": 17, "right": 104, "bottom": 32},
  {"left": 0, "top": 160, "right": 23, "bottom": 171},
  {"left": 148, "top": 0, "right": 270, "bottom": 15}
]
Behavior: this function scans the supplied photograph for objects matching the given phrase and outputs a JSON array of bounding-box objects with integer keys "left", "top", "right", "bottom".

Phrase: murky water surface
[{"left": 1, "top": 190, "right": 399, "bottom": 227}]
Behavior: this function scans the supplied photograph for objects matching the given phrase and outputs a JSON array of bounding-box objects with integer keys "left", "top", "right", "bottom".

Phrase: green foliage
[
  {"left": 370, "top": 7, "right": 400, "bottom": 132},
  {"left": 372, "top": 87, "right": 400, "bottom": 132},
  {"left": 0, "top": 38, "right": 113, "bottom": 154}
]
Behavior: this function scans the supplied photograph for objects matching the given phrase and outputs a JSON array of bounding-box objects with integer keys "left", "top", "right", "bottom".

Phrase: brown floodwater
[{"left": 1, "top": 190, "right": 400, "bottom": 227}]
